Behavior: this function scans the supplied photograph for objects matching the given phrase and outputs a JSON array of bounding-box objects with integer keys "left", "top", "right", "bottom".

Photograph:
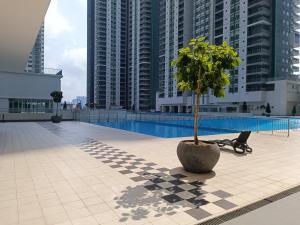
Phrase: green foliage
[
  {"left": 172, "top": 38, "right": 240, "bottom": 144},
  {"left": 50, "top": 91, "right": 63, "bottom": 103},
  {"left": 266, "top": 103, "right": 271, "bottom": 114},
  {"left": 172, "top": 37, "right": 240, "bottom": 97},
  {"left": 292, "top": 106, "right": 297, "bottom": 116}
]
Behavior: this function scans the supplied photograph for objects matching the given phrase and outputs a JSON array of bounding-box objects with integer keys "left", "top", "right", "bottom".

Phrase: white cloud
[
  {"left": 77, "top": 0, "right": 86, "bottom": 7},
  {"left": 45, "top": 0, "right": 87, "bottom": 101},
  {"left": 62, "top": 47, "right": 86, "bottom": 71},
  {"left": 45, "top": 0, "right": 72, "bottom": 38}
]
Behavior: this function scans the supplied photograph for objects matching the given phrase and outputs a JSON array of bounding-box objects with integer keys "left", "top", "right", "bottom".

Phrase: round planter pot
[
  {"left": 51, "top": 115, "right": 62, "bottom": 123},
  {"left": 177, "top": 140, "right": 220, "bottom": 173}
]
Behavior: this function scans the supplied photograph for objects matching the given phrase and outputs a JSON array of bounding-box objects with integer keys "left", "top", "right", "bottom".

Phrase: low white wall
[{"left": 0, "top": 111, "right": 74, "bottom": 122}]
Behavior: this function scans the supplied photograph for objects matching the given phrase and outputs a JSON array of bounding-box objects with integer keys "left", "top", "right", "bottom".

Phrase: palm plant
[{"left": 172, "top": 37, "right": 240, "bottom": 145}]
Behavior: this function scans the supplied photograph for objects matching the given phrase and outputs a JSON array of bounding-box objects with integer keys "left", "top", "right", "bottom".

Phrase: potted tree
[
  {"left": 172, "top": 38, "right": 240, "bottom": 173},
  {"left": 242, "top": 102, "right": 248, "bottom": 113},
  {"left": 50, "top": 91, "right": 63, "bottom": 123},
  {"left": 265, "top": 103, "right": 271, "bottom": 117},
  {"left": 292, "top": 106, "right": 297, "bottom": 116},
  {"left": 63, "top": 101, "right": 67, "bottom": 110}
]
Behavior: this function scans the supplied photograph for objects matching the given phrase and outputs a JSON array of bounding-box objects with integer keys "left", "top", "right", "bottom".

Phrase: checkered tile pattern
[{"left": 78, "top": 139, "right": 238, "bottom": 221}]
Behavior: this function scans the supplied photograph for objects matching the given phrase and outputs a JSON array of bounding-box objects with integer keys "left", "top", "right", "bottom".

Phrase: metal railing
[{"left": 75, "top": 109, "right": 300, "bottom": 137}]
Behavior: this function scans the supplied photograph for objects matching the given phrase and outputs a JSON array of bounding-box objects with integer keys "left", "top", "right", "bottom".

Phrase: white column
[{"left": 238, "top": 0, "right": 248, "bottom": 98}]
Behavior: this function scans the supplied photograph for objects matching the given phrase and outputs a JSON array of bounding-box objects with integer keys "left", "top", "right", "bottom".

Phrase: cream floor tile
[
  {"left": 71, "top": 216, "right": 99, "bottom": 225},
  {"left": 200, "top": 203, "right": 225, "bottom": 215},
  {"left": 169, "top": 212, "right": 198, "bottom": 225},
  {"left": 44, "top": 212, "right": 69, "bottom": 225},
  {"left": 82, "top": 196, "right": 104, "bottom": 207},
  {"left": 94, "top": 210, "right": 121, "bottom": 224},
  {"left": 66, "top": 207, "right": 91, "bottom": 220},
  {"left": 87, "top": 203, "right": 112, "bottom": 215},
  {"left": 19, "top": 218, "right": 46, "bottom": 225}
]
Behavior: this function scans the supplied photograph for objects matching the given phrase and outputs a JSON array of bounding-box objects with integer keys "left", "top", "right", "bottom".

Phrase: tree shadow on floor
[{"left": 113, "top": 168, "right": 216, "bottom": 223}]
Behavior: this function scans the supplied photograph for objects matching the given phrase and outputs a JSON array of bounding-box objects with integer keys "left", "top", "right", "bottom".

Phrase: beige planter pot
[{"left": 177, "top": 140, "right": 220, "bottom": 173}]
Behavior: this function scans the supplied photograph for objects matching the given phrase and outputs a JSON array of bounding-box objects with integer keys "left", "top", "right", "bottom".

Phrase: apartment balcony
[
  {"left": 247, "top": 30, "right": 270, "bottom": 39},
  {"left": 248, "top": 0, "right": 270, "bottom": 8},
  {"left": 247, "top": 49, "right": 270, "bottom": 56},
  {"left": 247, "top": 39, "right": 271, "bottom": 48}
]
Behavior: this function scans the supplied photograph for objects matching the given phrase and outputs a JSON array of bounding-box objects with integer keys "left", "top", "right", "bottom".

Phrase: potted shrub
[
  {"left": 172, "top": 38, "right": 240, "bottom": 173},
  {"left": 50, "top": 91, "right": 63, "bottom": 123},
  {"left": 242, "top": 102, "right": 248, "bottom": 113},
  {"left": 265, "top": 103, "right": 271, "bottom": 117},
  {"left": 292, "top": 105, "right": 297, "bottom": 116}
]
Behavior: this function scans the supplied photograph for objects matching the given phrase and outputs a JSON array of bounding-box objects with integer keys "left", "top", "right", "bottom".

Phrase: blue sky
[{"left": 45, "top": 0, "right": 87, "bottom": 101}]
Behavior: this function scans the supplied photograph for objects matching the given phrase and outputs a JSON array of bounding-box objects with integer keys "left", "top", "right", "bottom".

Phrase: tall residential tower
[
  {"left": 157, "top": 0, "right": 300, "bottom": 115},
  {"left": 156, "top": 0, "right": 193, "bottom": 113},
  {"left": 25, "top": 24, "right": 44, "bottom": 73},
  {"left": 87, "top": 0, "right": 95, "bottom": 106},
  {"left": 87, "top": 0, "right": 128, "bottom": 109},
  {"left": 128, "top": 0, "right": 158, "bottom": 111},
  {"left": 87, "top": 0, "right": 158, "bottom": 111}
]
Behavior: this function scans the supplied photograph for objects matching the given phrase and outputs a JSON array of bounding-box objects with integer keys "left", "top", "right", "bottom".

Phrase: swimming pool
[{"left": 97, "top": 117, "right": 300, "bottom": 138}]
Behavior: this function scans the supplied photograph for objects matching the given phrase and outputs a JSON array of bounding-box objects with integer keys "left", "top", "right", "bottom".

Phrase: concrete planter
[
  {"left": 177, "top": 140, "right": 220, "bottom": 173},
  {"left": 51, "top": 115, "right": 62, "bottom": 123}
]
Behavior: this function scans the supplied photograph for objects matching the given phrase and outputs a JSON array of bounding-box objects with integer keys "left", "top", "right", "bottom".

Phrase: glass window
[{"left": 8, "top": 99, "right": 54, "bottom": 113}]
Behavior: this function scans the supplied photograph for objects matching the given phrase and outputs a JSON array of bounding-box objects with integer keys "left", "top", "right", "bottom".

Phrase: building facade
[
  {"left": 87, "top": 0, "right": 95, "bottom": 107},
  {"left": 0, "top": 70, "right": 61, "bottom": 113},
  {"left": 88, "top": 0, "right": 128, "bottom": 109},
  {"left": 87, "top": 0, "right": 300, "bottom": 115},
  {"left": 156, "top": 0, "right": 194, "bottom": 113},
  {"left": 25, "top": 24, "right": 44, "bottom": 74},
  {"left": 87, "top": 0, "right": 158, "bottom": 111},
  {"left": 128, "top": 0, "right": 158, "bottom": 111},
  {"left": 156, "top": 0, "right": 300, "bottom": 115}
]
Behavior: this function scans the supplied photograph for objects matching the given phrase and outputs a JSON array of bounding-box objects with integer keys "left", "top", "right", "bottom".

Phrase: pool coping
[{"left": 198, "top": 184, "right": 300, "bottom": 225}]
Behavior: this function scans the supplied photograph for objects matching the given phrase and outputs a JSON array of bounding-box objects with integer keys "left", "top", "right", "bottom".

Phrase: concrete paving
[
  {"left": 223, "top": 192, "right": 300, "bottom": 225},
  {"left": 1, "top": 121, "right": 300, "bottom": 225}
]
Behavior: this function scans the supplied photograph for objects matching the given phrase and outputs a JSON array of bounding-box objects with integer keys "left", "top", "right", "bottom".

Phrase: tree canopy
[
  {"left": 50, "top": 91, "right": 63, "bottom": 103},
  {"left": 172, "top": 37, "right": 240, "bottom": 97},
  {"left": 172, "top": 37, "right": 240, "bottom": 144}
]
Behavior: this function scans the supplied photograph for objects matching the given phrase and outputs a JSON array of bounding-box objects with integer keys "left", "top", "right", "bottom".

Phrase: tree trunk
[
  {"left": 194, "top": 67, "right": 202, "bottom": 145},
  {"left": 56, "top": 102, "right": 58, "bottom": 116},
  {"left": 194, "top": 93, "right": 200, "bottom": 145}
]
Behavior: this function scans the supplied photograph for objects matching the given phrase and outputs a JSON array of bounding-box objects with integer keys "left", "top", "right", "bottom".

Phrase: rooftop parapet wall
[{"left": 0, "top": 70, "right": 62, "bottom": 100}]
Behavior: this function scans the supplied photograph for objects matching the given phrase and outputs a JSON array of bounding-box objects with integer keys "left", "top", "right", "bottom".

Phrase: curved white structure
[{"left": 0, "top": 0, "right": 51, "bottom": 72}]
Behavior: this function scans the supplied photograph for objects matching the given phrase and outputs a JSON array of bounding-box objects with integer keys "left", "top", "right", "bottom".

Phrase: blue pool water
[{"left": 97, "top": 117, "right": 300, "bottom": 138}]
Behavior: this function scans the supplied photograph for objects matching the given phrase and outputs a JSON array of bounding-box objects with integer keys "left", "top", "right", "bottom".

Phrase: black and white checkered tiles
[{"left": 78, "top": 139, "right": 238, "bottom": 221}]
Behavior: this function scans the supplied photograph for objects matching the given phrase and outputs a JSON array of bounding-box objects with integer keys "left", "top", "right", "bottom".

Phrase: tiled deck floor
[{"left": 1, "top": 122, "right": 300, "bottom": 225}]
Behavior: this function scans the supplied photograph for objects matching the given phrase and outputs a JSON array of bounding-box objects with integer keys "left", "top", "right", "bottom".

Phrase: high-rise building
[
  {"left": 198, "top": 0, "right": 299, "bottom": 107},
  {"left": 25, "top": 24, "right": 44, "bottom": 73},
  {"left": 87, "top": 0, "right": 95, "bottom": 106},
  {"left": 128, "top": 0, "right": 159, "bottom": 111},
  {"left": 156, "top": 0, "right": 194, "bottom": 113},
  {"left": 88, "top": 0, "right": 128, "bottom": 109},
  {"left": 157, "top": 0, "right": 300, "bottom": 115},
  {"left": 87, "top": 0, "right": 158, "bottom": 111}
]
